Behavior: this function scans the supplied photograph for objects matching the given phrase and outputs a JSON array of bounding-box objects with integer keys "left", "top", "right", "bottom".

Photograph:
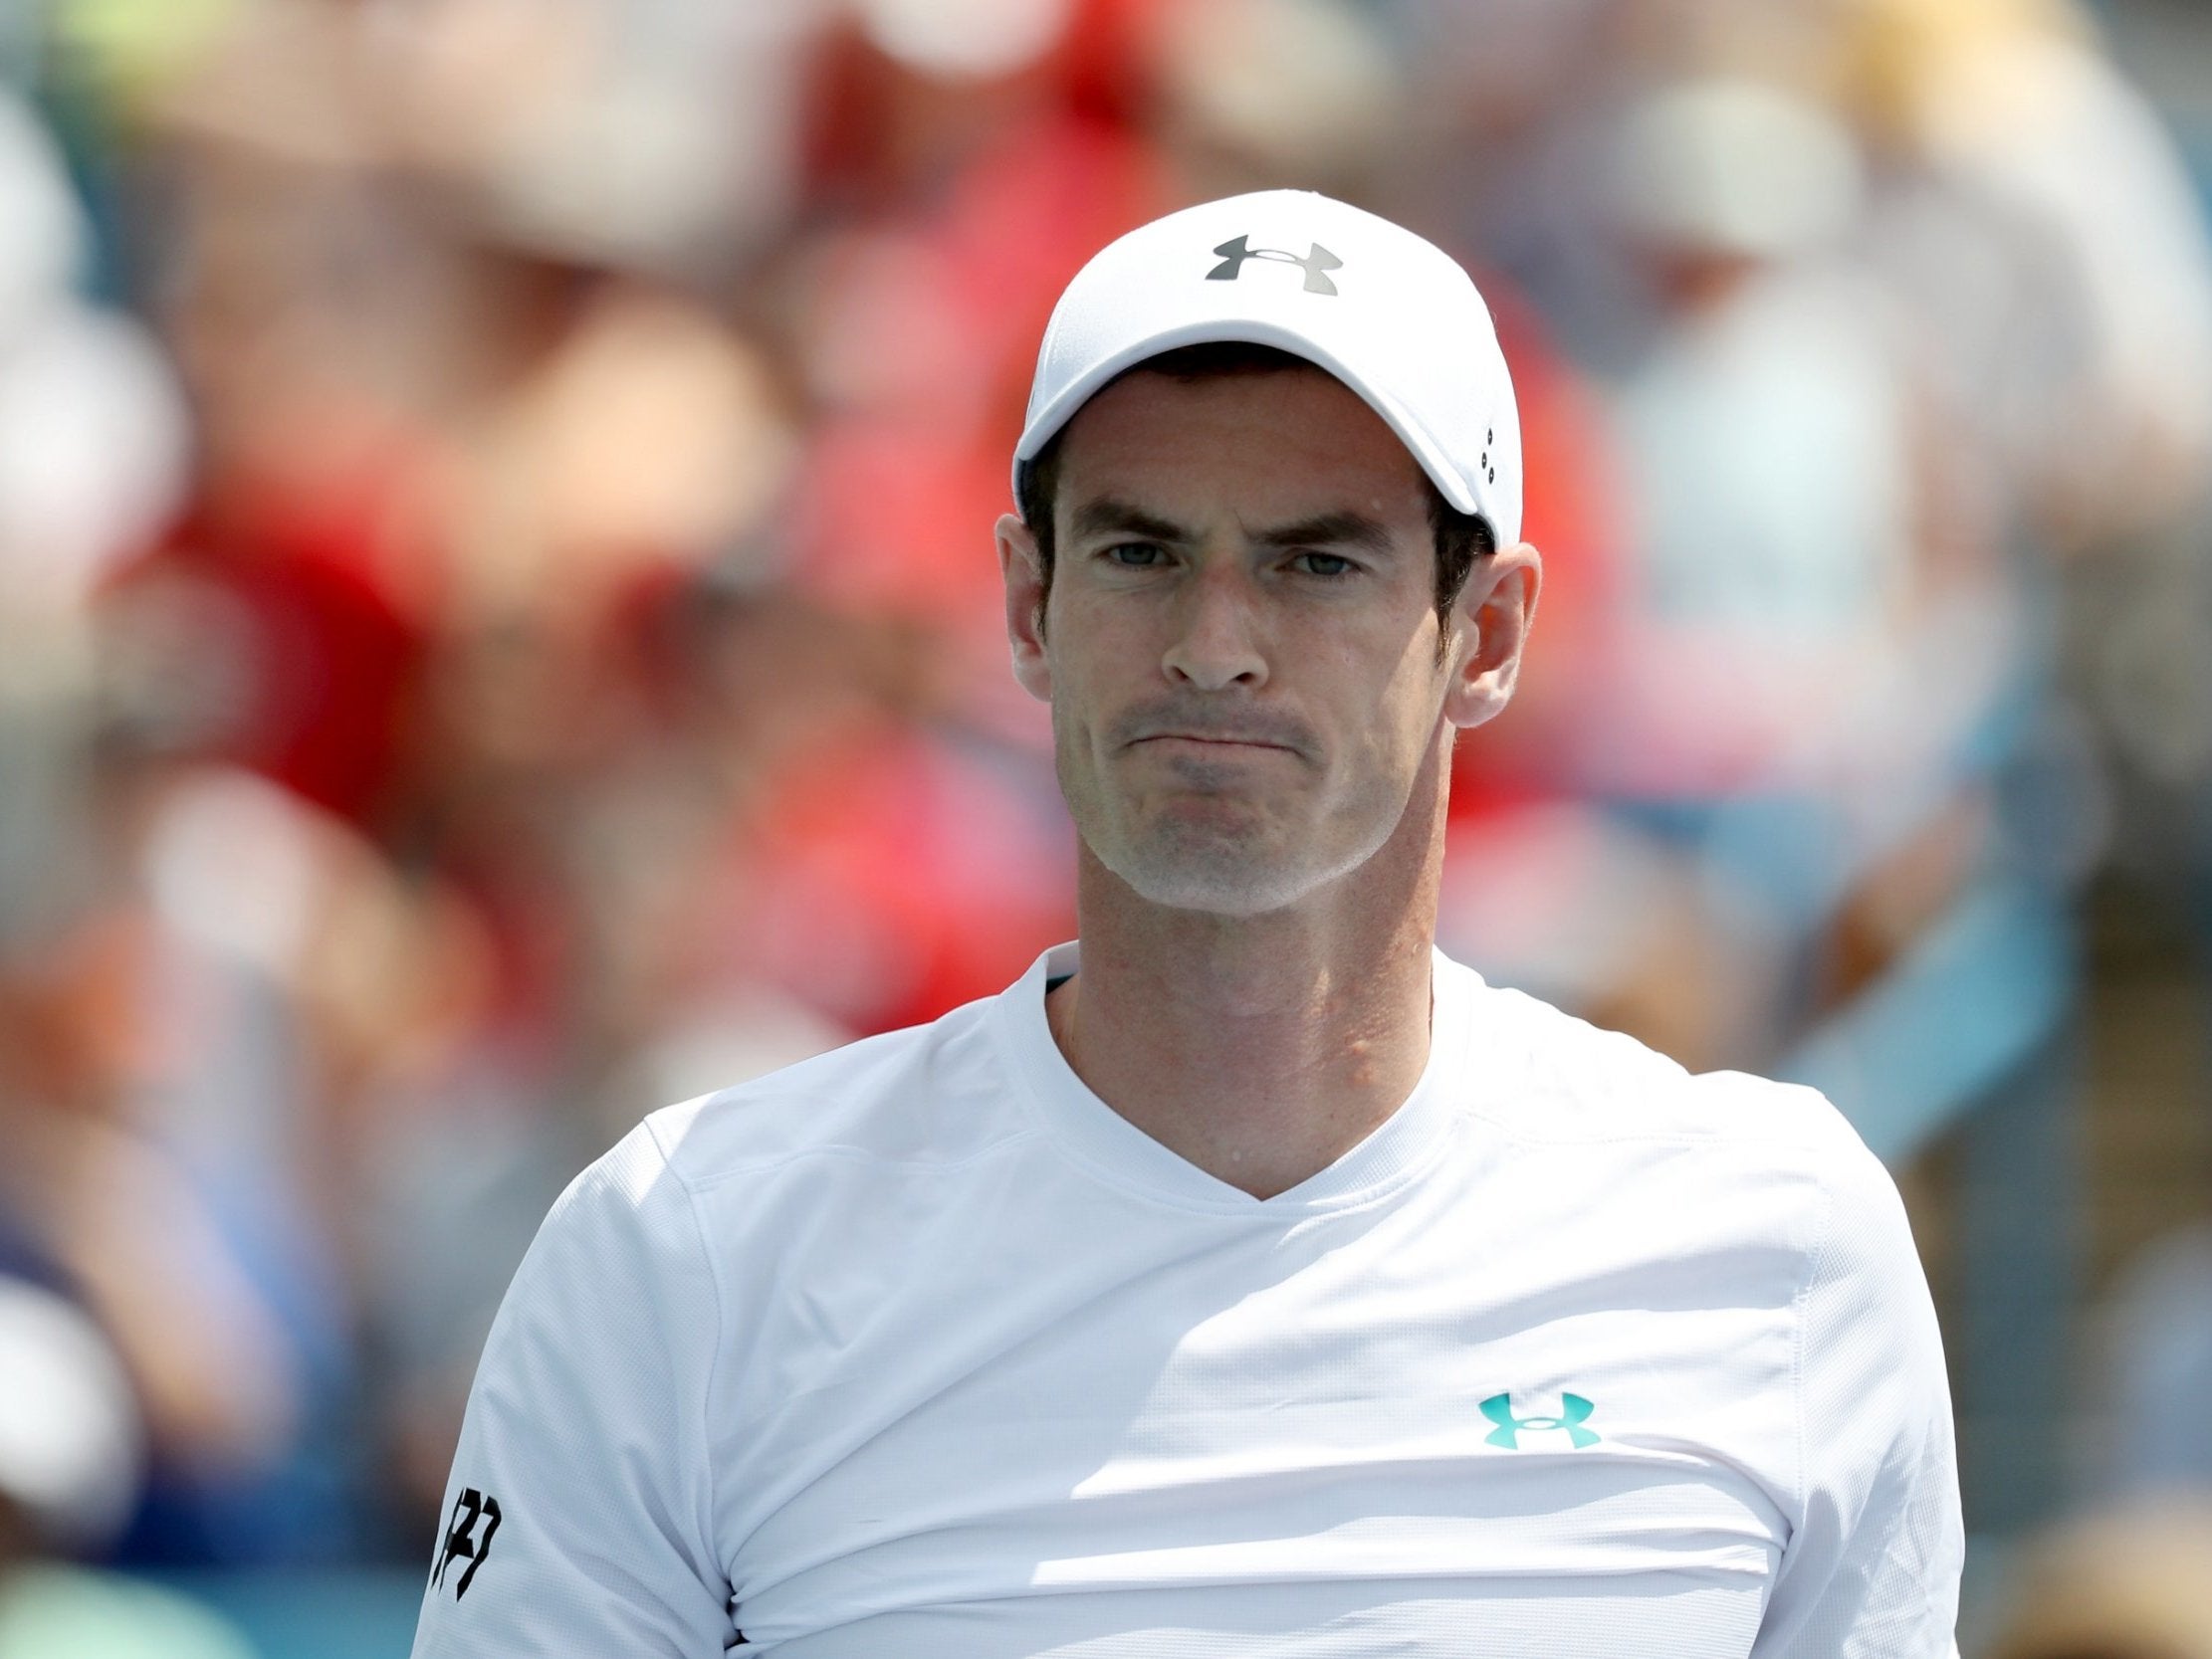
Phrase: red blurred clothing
[
  {"left": 787, "top": 13, "right": 1177, "bottom": 709},
  {"left": 699, "top": 723, "right": 1074, "bottom": 1039},
  {"left": 1447, "top": 273, "right": 1628, "bottom": 817},
  {"left": 104, "top": 459, "right": 431, "bottom": 828}
]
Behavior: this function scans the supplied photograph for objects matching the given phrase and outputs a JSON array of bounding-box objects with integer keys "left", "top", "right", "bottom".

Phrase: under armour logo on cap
[{"left": 1207, "top": 235, "right": 1343, "bottom": 296}]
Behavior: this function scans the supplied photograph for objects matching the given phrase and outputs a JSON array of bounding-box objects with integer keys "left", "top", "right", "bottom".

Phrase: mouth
[{"left": 1131, "top": 733, "right": 1297, "bottom": 756}]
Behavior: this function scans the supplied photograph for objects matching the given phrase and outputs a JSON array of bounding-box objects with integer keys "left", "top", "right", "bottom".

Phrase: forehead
[{"left": 1051, "top": 365, "right": 1432, "bottom": 530}]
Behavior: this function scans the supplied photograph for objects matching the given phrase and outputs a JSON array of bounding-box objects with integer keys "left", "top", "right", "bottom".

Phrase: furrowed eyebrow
[
  {"left": 1068, "top": 501, "right": 1399, "bottom": 555},
  {"left": 1068, "top": 499, "right": 1191, "bottom": 545},
  {"left": 1253, "top": 512, "right": 1397, "bottom": 556}
]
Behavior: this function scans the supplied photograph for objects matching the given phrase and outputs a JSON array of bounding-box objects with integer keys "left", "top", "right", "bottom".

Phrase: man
[{"left": 410, "top": 191, "right": 1962, "bottom": 1657}]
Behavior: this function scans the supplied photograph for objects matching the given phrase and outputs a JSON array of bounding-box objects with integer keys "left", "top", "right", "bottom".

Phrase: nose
[{"left": 1161, "top": 564, "right": 1268, "bottom": 692}]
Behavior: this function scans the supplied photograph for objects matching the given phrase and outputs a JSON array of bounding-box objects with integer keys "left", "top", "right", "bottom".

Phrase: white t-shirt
[{"left": 411, "top": 943, "right": 1961, "bottom": 1657}]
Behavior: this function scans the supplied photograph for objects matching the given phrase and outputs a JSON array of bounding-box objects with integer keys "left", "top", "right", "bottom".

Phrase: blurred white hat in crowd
[
  {"left": 1017, "top": 189, "right": 1523, "bottom": 545},
  {"left": 857, "top": 0, "right": 1074, "bottom": 80},
  {"left": 1148, "top": 0, "right": 1399, "bottom": 183},
  {"left": 1613, "top": 79, "right": 1866, "bottom": 261},
  {"left": 0, "top": 307, "right": 191, "bottom": 628},
  {"left": 0, "top": 1278, "right": 144, "bottom": 1554},
  {"left": 0, "top": 93, "right": 186, "bottom": 652},
  {"left": 0, "top": 93, "right": 88, "bottom": 344}
]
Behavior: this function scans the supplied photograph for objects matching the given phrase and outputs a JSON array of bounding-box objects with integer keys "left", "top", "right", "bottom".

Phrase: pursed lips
[{"left": 1127, "top": 730, "right": 1302, "bottom": 757}]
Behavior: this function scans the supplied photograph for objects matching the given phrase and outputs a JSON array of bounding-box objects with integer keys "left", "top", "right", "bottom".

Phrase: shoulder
[
  {"left": 1452, "top": 971, "right": 1898, "bottom": 1255},
  {"left": 497, "top": 995, "right": 1019, "bottom": 1283},
  {"left": 622, "top": 991, "right": 1030, "bottom": 1201},
  {"left": 1466, "top": 975, "right": 1859, "bottom": 1153}
]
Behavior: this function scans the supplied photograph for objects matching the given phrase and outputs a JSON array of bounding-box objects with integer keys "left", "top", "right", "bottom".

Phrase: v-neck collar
[{"left": 990, "top": 940, "right": 1476, "bottom": 1214}]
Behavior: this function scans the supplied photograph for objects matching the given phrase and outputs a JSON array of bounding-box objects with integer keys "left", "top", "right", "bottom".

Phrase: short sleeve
[
  {"left": 410, "top": 1122, "right": 732, "bottom": 1657},
  {"left": 1751, "top": 1132, "right": 1963, "bottom": 1659}
]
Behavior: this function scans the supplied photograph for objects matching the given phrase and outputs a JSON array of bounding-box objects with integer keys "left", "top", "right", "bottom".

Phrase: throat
[{"left": 1041, "top": 943, "right": 1434, "bottom": 1200}]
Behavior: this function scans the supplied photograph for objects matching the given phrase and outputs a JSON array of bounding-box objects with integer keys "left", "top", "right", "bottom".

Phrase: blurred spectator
[
  {"left": 0, "top": 800, "right": 359, "bottom": 1562},
  {"left": 1141, "top": 0, "right": 1400, "bottom": 199},
  {"left": 0, "top": 85, "right": 185, "bottom": 939},
  {"left": 779, "top": 0, "right": 1173, "bottom": 731},
  {"left": 1591, "top": 76, "right": 1919, "bottom": 806},
  {"left": 0, "top": 1273, "right": 256, "bottom": 1658},
  {"left": 1831, "top": 0, "right": 2212, "bottom": 547}
]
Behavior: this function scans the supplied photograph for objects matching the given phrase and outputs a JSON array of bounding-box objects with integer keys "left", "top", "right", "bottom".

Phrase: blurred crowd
[{"left": 2, "top": 0, "right": 2212, "bottom": 1648}]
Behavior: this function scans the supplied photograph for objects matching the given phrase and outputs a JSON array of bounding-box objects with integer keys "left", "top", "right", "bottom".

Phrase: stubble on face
[{"left": 1061, "top": 705, "right": 1320, "bottom": 914}]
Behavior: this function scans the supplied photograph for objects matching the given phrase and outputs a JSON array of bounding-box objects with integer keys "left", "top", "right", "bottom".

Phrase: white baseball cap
[
  {"left": 1014, "top": 189, "right": 1522, "bottom": 546},
  {"left": 0, "top": 1276, "right": 142, "bottom": 1551}
]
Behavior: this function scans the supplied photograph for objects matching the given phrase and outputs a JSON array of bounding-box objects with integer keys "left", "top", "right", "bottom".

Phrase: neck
[{"left": 1046, "top": 744, "right": 1449, "bottom": 1199}]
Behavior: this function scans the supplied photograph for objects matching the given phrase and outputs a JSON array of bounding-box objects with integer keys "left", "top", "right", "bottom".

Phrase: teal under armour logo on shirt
[{"left": 1480, "top": 1391, "right": 1601, "bottom": 1449}]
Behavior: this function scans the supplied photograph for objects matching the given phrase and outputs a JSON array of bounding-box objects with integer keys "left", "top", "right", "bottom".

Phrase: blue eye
[
  {"left": 1106, "top": 542, "right": 1166, "bottom": 566},
  {"left": 1293, "top": 552, "right": 1356, "bottom": 577}
]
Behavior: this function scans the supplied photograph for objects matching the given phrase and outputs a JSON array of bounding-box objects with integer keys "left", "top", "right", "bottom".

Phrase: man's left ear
[{"left": 1443, "top": 541, "right": 1541, "bottom": 730}]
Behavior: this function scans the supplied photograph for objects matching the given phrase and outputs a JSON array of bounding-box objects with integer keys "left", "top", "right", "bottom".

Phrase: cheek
[
  {"left": 1041, "top": 639, "right": 1121, "bottom": 769},
  {"left": 1356, "top": 635, "right": 1452, "bottom": 765},
  {"left": 1046, "top": 600, "right": 1149, "bottom": 705}
]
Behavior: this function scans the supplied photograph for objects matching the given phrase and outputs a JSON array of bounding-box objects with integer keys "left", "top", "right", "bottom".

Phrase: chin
[
  {"left": 1126, "top": 872, "right": 1305, "bottom": 918},
  {"left": 1098, "top": 829, "right": 1329, "bottom": 918}
]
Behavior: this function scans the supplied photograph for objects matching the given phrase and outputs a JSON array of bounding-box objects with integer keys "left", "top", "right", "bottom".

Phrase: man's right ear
[{"left": 996, "top": 513, "right": 1052, "bottom": 704}]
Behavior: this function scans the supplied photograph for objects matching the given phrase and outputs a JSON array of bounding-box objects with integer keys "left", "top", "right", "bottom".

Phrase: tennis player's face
[{"left": 999, "top": 367, "right": 1504, "bottom": 917}]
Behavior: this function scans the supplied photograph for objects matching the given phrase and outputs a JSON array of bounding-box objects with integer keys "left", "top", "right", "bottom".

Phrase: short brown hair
[{"left": 1013, "top": 343, "right": 1494, "bottom": 650}]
